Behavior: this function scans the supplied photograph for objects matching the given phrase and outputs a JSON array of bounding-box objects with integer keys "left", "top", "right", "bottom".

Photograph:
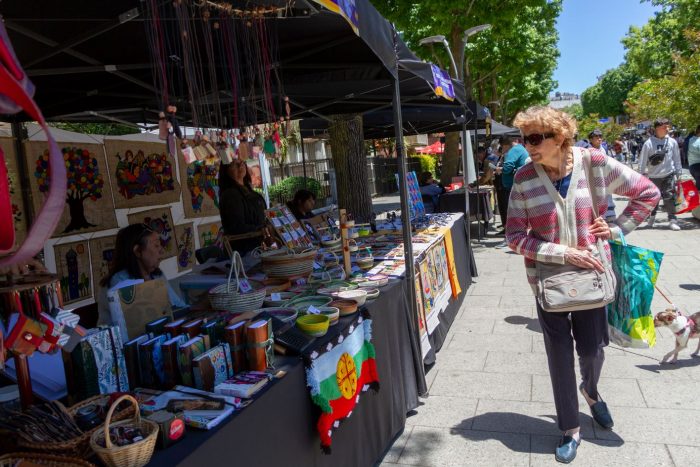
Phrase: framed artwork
[
  {"left": 53, "top": 240, "right": 92, "bottom": 305},
  {"left": 89, "top": 235, "right": 117, "bottom": 289},
  {"left": 174, "top": 222, "right": 196, "bottom": 272},
  {"left": 25, "top": 141, "right": 118, "bottom": 237},
  {"left": 197, "top": 221, "right": 224, "bottom": 250},
  {"left": 127, "top": 207, "right": 177, "bottom": 259},
  {"left": 414, "top": 273, "right": 427, "bottom": 338},
  {"left": 104, "top": 139, "right": 180, "bottom": 209},
  {"left": 178, "top": 152, "right": 221, "bottom": 219},
  {"left": 0, "top": 137, "right": 28, "bottom": 249}
]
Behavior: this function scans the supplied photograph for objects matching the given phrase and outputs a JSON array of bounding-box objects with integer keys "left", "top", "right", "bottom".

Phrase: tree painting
[
  {"left": 186, "top": 160, "right": 219, "bottom": 212},
  {"left": 114, "top": 149, "right": 175, "bottom": 200},
  {"left": 34, "top": 147, "right": 105, "bottom": 233}
]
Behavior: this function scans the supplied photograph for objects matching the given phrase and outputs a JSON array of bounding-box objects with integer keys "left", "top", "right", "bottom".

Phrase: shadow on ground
[
  {"left": 679, "top": 283, "right": 700, "bottom": 291},
  {"left": 449, "top": 413, "right": 624, "bottom": 454},
  {"left": 505, "top": 315, "right": 542, "bottom": 333},
  {"left": 637, "top": 355, "right": 700, "bottom": 373}
]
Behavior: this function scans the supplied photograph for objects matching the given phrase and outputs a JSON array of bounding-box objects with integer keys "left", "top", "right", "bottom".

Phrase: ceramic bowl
[
  {"left": 288, "top": 295, "right": 333, "bottom": 313},
  {"left": 367, "top": 274, "right": 389, "bottom": 287},
  {"left": 336, "top": 289, "right": 368, "bottom": 306},
  {"left": 321, "top": 237, "right": 342, "bottom": 249},
  {"left": 356, "top": 258, "right": 374, "bottom": 270},
  {"left": 317, "top": 306, "right": 340, "bottom": 326},
  {"left": 254, "top": 307, "right": 297, "bottom": 324},
  {"left": 364, "top": 288, "right": 380, "bottom": 300},
  {"left": 296, "top": 314, "right": 330, "bottom": 337},
  {"left": 329, "top": 299, "right": 358, "bottom": 316},
  {"left": 263, "top": 291, "right": 296, "bottom": 307}
]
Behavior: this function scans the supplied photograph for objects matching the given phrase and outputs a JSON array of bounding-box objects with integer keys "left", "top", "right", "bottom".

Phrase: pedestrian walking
[
  {"left": 506, "top": 106, "right": 659, "bottom": 464},
  {"left": 638, "top": 118, "right": 683, "bottom": 230}
]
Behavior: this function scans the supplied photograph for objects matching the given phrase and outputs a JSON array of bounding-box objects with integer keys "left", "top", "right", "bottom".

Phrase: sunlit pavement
[{"left": 380, "top": 200, "right": 700, "bottom": 467}]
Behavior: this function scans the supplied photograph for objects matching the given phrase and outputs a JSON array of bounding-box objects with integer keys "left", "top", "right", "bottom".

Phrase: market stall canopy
[
  {"left": 478, "top": 120, "right": 520, "bottom": 137},
  {"left": 1, "top": 0, "right": 469, "bottom": 128}
]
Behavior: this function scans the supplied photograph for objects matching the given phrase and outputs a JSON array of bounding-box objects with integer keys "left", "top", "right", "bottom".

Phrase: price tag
[
  {"left": 296, "top": 278, "right": 307, "bottom": 285},
  {"left": 271, "top": 292, "right": 282, "bottom": 301},
  {"left": 238, "top": 278, "right": 253, "bottom": 293},
  {"left": 307, "top": 305, "right": 321, "bottom": 315}
]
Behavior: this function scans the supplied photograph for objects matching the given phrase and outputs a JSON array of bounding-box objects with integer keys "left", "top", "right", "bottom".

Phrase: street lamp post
[{"left": 420, "top": 24, "right": 491, "bottom": 242}]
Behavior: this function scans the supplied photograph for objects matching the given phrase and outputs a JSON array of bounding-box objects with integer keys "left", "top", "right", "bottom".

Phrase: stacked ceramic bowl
[{"left": 296, "top": 314, "right": 330, "bottom": 337}]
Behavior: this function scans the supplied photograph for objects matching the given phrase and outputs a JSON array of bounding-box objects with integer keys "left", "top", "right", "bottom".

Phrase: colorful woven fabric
[
  {"left": 304, "top": 311, "right": 379, "bottom": 451},
  {"left": 506, "top": 147, "right": 660, "bottom": 292}
]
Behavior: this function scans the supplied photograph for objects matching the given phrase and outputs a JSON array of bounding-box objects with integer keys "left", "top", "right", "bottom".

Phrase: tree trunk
[
  {"left": 440, "top": 132, "right": 461, "bottom": 186},
  {"left": 328, "top": 114, "right": 373, "bottom": 223},
  {"left": 63, "top": 197, "right": 95, "bottom": 233}
]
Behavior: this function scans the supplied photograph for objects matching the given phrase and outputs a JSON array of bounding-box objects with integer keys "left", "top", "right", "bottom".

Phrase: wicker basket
[
  {"left": 257, "top": 247, "right": 317, "bottom": 278},
  {"left": 0, "top": 452, "right": 95, "bottom": 467},
  {"left": 17, "top": 396, "right": 133, "bottom": 459},
  {"left": 90, "top": 395, "right": 158, "bottom": 467},
  {"left": 209, "top": 251, "right": 266, "bottom": 312}
]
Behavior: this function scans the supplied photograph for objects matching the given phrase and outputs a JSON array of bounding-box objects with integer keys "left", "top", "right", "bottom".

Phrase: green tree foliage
[
  {"left": 50, "top": 122, "right": 137, "bottom": 136},
  {"left": 626, "top": 30, "right": 700, "bottom": 130},
  {"left": 269, "top": 176, "right": 321, "bottom": 205},
  {"left": 560, "top": 103, "right": 584, "bottom": 121},
  {"left": 580, "top": 65, "right": 640, "bottom": 117},
  {"left": 622, "top": 0, "right": 700, "bottom": 79},
  {"left": 576, "top": 114, "right": 625, "bottom": 145}
]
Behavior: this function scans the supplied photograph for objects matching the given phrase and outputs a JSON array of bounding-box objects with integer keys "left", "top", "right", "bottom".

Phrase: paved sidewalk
[{"left": 381, "top": 206, "right": 700, "bottom": 466}]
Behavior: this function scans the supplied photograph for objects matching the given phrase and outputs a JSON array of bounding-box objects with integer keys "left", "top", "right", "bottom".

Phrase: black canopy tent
[{"left": 2, "top": 0, "right": 481, "bottom": 401}]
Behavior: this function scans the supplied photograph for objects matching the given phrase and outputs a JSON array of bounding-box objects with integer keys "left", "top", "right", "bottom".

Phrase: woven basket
[
  {"left": 90, "top": 395, "right": 158, "bottom": 467},
  {"left": 17, "top": 396, "right": 133, "bottom": 459},
  {"left": 0, "top": 452, "right": 95, "bottom": 467},
  {"left": 209, "top": 251, "right": 266, "bottom": 312},
  {"left": 257, "top": 247, "right": 317, "bottom": 278}
]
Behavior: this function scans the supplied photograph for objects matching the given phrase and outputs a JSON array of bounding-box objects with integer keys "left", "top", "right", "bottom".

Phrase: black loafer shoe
[
  {"left": 555, "top": 436, "right": 580, "bottom": 464},
  {"left": 590, "top": 400, "right": 614, "bottom": 429},
  {"left": 580, "top": 384, "right": 614, "bottom": 429}
]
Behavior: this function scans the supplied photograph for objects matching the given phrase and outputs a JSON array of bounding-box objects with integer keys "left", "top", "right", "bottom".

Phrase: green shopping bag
[{"left": 607, "top": 233, "right": 664, "bottom": 349}]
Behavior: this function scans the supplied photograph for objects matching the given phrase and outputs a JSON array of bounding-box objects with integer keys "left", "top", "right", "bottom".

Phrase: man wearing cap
[
  {"left": 589, "top": 129, "right": 618, "bottom": 220},
  {"left": 638, "top": 118, "right": 682, "bottom": 230}
]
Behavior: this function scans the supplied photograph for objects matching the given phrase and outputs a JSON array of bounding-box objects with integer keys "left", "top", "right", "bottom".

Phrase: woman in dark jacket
[{"left": 218, "top": 159, "right": 267, "bottom": 255}]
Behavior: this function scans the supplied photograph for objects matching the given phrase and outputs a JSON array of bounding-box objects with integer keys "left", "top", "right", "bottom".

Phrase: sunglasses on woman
[{"left": 522, "top": 133, "right": 555, "bottom": 146}]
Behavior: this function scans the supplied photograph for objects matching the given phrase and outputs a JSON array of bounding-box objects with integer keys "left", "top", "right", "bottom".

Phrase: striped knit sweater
[{"left": 505, "top": 147, "right": 660, "bottom": 292}]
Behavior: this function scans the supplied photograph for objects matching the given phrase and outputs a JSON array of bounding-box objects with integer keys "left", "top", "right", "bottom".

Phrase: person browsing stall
[
  {"left": 418, "top": 171, "right": 445, "bottom": 210},
  {"left": 507, "top": 106, "right": 659, "bottom": 464},
  {"left": 98, "top": 223, "right": 186, "bottom": 326},
  {"left": 287, "top": 189, "right": 316, "bottom": 220},
  {"left": 218, "top": 158, "right": 267, "bottom": 255}
]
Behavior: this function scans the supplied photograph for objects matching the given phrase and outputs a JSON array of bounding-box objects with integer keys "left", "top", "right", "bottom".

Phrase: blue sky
[{"left": 553, "top": 0, "right": 658, "bottom": 94}]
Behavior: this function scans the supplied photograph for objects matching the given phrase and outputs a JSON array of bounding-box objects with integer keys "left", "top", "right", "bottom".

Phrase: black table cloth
[
  {"left": 148, "top": 218, "right": 472, "bottom": 467},
  {"left": 438, "top": 189, "right": 494, "bottom": 224}
]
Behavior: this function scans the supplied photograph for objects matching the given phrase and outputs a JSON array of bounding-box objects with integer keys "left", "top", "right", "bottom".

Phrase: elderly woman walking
[{"left": 506, "top": 106, "right": 659, "bottom": 463}]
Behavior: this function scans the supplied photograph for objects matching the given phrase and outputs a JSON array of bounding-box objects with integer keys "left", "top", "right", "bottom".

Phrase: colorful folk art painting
[
  {"left": 197, "top": 221, "right": 224, "bottom": 250},
  {"left": 88, "top": 235, "right": 117, "bottom": 288},
  {"left": 174, "top": 223, "right": 196, "bottom": 272},
  {"left": 104, "top": 139, "right": 181, "bottom": 209},
  {"left": 25, "top": 141, "right": 118, "bottom": 237},
  {"left": 0, "top": 137, "right": 27, "bottom": 249},
  {"left": 127, "top": 207, "right": 177, "bottom": 259},
  {"left": 53, "top": 240, "right": 92, "bottom": 305},
  {"left": 179, "top": 156, "right": 220, "bottom": 218},
  {"left": 304, "top": 311, "right": 378, "bottom": 451}
]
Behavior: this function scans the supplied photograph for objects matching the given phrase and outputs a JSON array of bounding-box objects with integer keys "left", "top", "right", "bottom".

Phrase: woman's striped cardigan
[{"left": 505, "top": 147, "right": 660, "bottom": 292}]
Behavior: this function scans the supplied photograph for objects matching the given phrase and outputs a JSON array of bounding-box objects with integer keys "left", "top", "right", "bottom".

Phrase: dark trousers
[
  {"left": 496, "top": 185, "right": 512, "bottom": 228},
  {"left": 536, "top": 302, "right": 609, "bottom": 431},
  {"left": 650, "top": 174, "right": 677, "bottom": 220}
]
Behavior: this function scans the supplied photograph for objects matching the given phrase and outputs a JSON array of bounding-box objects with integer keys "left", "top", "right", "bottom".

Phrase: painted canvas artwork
[
  {"left": 0, "top": 137, "right": 28, "bottom": 249},
  {"left": 197, "top": 221, "right": 223, "bottom": 250},
  {"left": 127, "top": 207, "right": 177, "bottom": 258},
  {"left": 104, "top": 139, "right": 180, "bottom": 209},
  {"left": 89, "top": 235, "right": 117, "bottom": 288},
  {"left": 179, "top": 154, "right": 220, "bottom": 219},
  {"left": 26, "top": 141, "right": 118, "bottom": 237},
  {"left": 174, "top": 222, "right": 196, "bottom": 272},
  {"left": 53, "top": 240, "right": 92, "bottom": 305}
]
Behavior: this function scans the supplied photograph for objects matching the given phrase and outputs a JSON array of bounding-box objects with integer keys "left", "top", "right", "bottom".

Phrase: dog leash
[{"left": 654, "top": 285, "right": 676, "bottom": 309}]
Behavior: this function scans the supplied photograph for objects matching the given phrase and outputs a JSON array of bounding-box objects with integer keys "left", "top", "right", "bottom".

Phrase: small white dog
[{"left": 653, "top": 308, "right": 700, "bottom": 364}]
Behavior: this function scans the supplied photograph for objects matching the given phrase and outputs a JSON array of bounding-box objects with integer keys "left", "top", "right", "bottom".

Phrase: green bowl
[{"left": 296, "top": 314, "right": 330, "bottom": 337}]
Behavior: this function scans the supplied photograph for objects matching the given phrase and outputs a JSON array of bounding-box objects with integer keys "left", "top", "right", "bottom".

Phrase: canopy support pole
[
  {"left": 391, "top": 26, "right": 427, "bottom": 398},
  {"left": 301, "top": 137, "right": 308, "bottom": 189},
  {"left": 460, "top": 117, "right": 473, "bottom": 246},
  {"left": 473, "top": 109, "right": 481, "bottom": 241}
]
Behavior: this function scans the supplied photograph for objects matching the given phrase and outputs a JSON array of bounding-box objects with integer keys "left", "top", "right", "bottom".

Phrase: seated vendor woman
[
  {"left": 219, "top": 158, "right": 267, "bottom": 256},
  {"left": 287, "top": 189, "right": 316, "bottom": 220},
  {"left": 418, "top": 171, "right": 446, "bottom": 208},
  {"left": 97, "top": 223, "right": 186, "bottom": 326}
]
